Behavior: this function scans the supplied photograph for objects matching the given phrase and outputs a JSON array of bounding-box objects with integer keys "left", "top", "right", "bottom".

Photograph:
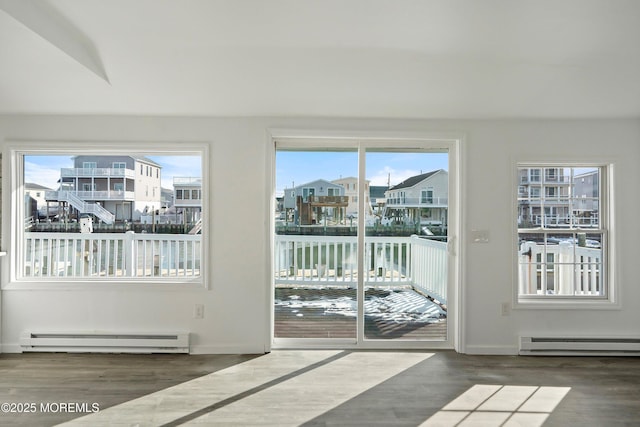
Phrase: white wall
[{"left": 1, "top": 115, "right": 639, "bottom": 354}]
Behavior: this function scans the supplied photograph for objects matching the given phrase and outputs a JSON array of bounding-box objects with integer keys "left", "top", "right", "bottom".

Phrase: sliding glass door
[
  {"left": 363, "top": 149, "right": 448, "bottom": 341},
  {"left": 273, "top": 138, "right": 454, "bottom": 347},
  {"left": 274, "top": 148, "right": 359, "bottom": 341}
]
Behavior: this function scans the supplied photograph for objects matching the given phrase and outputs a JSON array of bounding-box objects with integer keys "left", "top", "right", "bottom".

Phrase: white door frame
[{"left": 266, "top": 129, "right": 464, "bottom": 352}]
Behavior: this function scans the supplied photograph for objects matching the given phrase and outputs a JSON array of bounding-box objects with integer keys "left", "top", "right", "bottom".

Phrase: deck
[{"left": 274, "top": 287, "right": 447, "bottom": 340}]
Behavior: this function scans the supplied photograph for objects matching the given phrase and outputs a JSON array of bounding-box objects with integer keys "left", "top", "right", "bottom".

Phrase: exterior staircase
[
  {"left": 188, "top": 218, "right": 202, "bottom": 234},
  {"left": 56, "top": 191, "right": 115, "bottom": 224}
]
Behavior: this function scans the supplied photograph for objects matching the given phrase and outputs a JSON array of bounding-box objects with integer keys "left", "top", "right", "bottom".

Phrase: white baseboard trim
[
  {"left": 2, "top": 343, "right": 267, "bottom": 355},
  {"left": 189, "top": 344, "right": 268, "bottom": 355},
  {"left": 463, "top": 345, "right": 519, "bottom": 355}
]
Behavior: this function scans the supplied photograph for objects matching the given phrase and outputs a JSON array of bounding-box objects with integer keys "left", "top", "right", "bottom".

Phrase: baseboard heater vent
[
  {"left": 520, "top": 336, "right": 640, "bottom": 356},
  {"left": 20, "top": 332, "right": 190, "bottom": 354}
]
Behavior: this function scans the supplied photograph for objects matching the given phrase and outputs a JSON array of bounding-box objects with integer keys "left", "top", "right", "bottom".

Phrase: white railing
[
  {"left": 274, "top": 234, "right": 448, "bottom": 303},
  {"left": 60, "top": 168, "right": 136, "bottom": 178},
  {"left": 410, "top": 236, "right": 448, "bottom": 304},
  {"left": 46, "top": 190, "right": 135, "bottom": 201},
  {"left": 519, "top": 214, "right": 599, "bottom": 228},
  {"left": 174, "top": 177, "right": 202, "bottom": 186},
  {"left": 385, "top": 197, "right": 448, "bottom": 206},
  {"left": 51, "top": 191, "right": 116, "bottom": 224},
  {"left": 274, "top": 235, "right": 360, "bottom": 285},
  {"left": 519, "top": 241, "right": 602, "bottom": 296},
  {"left": 24, "top": 231, "right": 201, "bottom": 279},
  {"left": 75, "top": 190, "right": 136, "bottom": 201}
]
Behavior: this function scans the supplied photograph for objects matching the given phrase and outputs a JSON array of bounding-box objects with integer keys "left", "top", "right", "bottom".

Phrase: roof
[
  {"left": 389, "top": 170, "right": 443, "bottom": 190},
  {"left": 72, "top": 155, "right": 161, "bottom": 168},
  {"left": 293, "top": 179, "right": 343, "bottom": 191},
  {"left": 132, "top": 156, "right": 162, "bottom": 167},
  {"left": 25, "top": 182, "right": 52, "bottom": 191}
]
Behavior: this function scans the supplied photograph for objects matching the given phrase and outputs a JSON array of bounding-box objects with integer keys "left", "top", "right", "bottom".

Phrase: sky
[
  {"left": 24, "top": 155, "right": 202, "bottom": 190},
  {"left": 24, "top": 151, "right": 448, "bottom": 195},
  {"left": 275, "top": 151, "right": 448, "bottom": 195}
]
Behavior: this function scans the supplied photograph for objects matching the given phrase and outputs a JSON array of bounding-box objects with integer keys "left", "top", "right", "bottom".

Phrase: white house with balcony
[
  {"left": 45, "top": 155, "right": 162, "bottom": 223},
  {"left": 331, "top": 177, "right": 372, "bottom": 216},
  {"left": 173, "top": 177, "right": 202, "bottom": 225},
  {"left": 283, "top": 179, "right": 347, "bottom": 225},
  {"left": 517, "top": 167, "right": 573, "bottom": 227},
  {"left": 384, "top": 169, "right": 448, "bottom": 225}
]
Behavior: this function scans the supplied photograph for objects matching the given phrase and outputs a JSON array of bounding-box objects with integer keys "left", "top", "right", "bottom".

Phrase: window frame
[
  {"left": 514, "top": 162, "right": 616, "bottom": 308},
  {"left": 4, "top": 141, "right": 209, "bottom": 290}
]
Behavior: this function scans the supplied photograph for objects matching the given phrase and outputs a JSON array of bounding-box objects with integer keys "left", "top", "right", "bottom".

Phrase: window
[
  {"left": 9, "top": 143, "right": 206, "bottom": 287},
  {"left": 545, "top": 168, "right": 558, "bottom": 181},
  {"left": 113, "top": 162, "right": 126, "bottom": 169},
  {"left": 421, "top": 189, "right": 433, "bottom": 204},
  {"left": 530, "top": 169, "right": 541, "bottom": 182},
  {"left": 517, "top": 165, "right": 609, "bottom": 302},
  {"left": 83, "top": 162, "right": 97, "bottom": 169},
  {"left": 529, "top": 186, "right": 541, "bottom": 198},
  {"left": 302, "top": 187, "right": 314, "bottom": 202},
  {"left": 545, "top": 186, "right": 557, "bottom": 198}
]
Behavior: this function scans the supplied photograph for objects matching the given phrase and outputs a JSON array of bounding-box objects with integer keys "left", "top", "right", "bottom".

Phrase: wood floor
[{"left": 0, "top": 351, "right": 639, "bottom": 426}]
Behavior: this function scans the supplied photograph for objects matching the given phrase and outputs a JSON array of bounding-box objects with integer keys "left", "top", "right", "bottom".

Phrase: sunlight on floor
[
  {"left": 420, "top": 384, "right": 571, "bottom": 427},
  {"left": 59, "top": 351, "right": 433, "bottom": 426}
]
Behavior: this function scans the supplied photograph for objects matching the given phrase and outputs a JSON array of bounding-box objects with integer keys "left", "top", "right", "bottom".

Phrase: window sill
[
  {"left": 515, "top": 297, "right": 620, "bottom": 310},
  {"left": 2, "top": 279, "right": 206, "bottom": 291}
]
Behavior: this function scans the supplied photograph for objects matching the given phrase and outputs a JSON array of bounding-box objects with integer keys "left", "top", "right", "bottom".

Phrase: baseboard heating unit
[
  {"left": 520, "top": 336, "right": 640, "bottom": 356},
  {"left": 20, "top": 332, "right": 190, "bottom": 354}
]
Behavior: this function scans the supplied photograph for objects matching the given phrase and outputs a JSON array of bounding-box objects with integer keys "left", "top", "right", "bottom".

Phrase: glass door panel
[
  {"left": 363, "top": 150, "right": 449, "bottom": 341},
  {"left": 274, "top": 148, "right": 358, "bottom": 340}
]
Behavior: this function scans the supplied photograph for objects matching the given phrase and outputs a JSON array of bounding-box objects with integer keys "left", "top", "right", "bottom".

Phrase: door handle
[{"left": 447, "top": 236, "right": 456, "bottom": 256}]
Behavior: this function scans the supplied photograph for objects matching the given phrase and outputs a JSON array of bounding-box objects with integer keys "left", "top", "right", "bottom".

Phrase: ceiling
[{"left": 1, "top": 0, "right": 639, "bottom": 119}]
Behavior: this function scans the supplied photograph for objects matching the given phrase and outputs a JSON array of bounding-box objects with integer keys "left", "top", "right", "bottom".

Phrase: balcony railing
[
  {"left": 385, "top": 197, "right": 448, "bottom": 207},
  {"left": 519, "top": 241, "right": 602, "bottom": 296},
  {"left": 173, "top": 177, "right": 202, "bottom": 186},
  {"left": 520, "top": 175, "right": 571, "bottom": 184},
  {"left": 518, "top": 214, "right": 599, "bottom": 228},
  {"left": 24, "top": 231, "right": 201, "bottom": 279},
  {"left": 274, "top": 234, "right": 447, "bottom": 304},
  {"left": 60, "top": 168, "right": 136, "bottom": 179},
  {"left": 46, "top": 190, "right": 136, "bottom": 201}
]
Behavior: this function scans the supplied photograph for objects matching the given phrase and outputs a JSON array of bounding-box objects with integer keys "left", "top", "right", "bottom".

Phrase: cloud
[
  {"left": 367, "top": 166, "right": 422, "bottom": 187},
  {"left": 147, "top": 155, "right": 202, "bottom": 189},
  {"left": 24, "top": 160, "right": 66, "bottom": 189}
]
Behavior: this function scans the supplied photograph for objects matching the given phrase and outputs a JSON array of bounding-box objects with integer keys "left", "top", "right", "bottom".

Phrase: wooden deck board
[{"left": 274, "top": 287, "right": 447, "bottom": 340}]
